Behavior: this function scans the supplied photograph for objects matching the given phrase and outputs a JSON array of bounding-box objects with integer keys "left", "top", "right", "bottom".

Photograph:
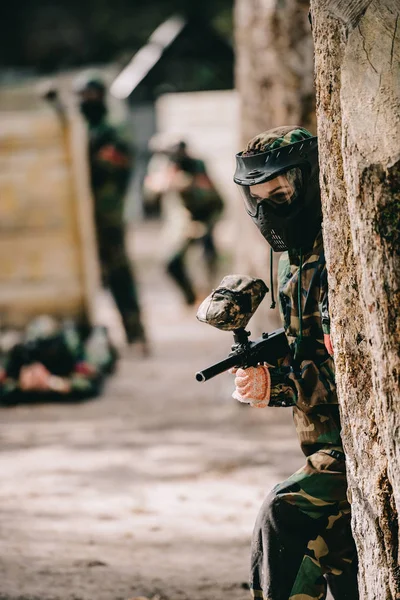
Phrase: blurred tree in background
[
  {"left": 1, "top": 0, "right": 233, "bottom": 73},
  {"left": 233, "top": 0, "right": 315, "bottom": 331},
  {"left": 235, "top": 0, "right": 315, "bottom": 143}
]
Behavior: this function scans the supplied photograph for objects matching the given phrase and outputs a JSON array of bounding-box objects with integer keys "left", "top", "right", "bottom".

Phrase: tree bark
[
  {"left": 310, "top": 1, "right": 400, "bottom": 596},
  {"left": 234, "top": 0, "right": 315, "bottom": 331}
]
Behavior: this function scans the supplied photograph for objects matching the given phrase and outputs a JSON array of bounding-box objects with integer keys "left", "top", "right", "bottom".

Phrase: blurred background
[{"left": 0, "top": 1, "right": 316, "bottom": 599}]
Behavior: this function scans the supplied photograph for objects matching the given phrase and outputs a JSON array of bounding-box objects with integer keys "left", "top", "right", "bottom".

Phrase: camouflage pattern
[
  {"left": 196, "top": 275, "right": 268, "bottom": 331},
  {"left": 0, "top": 321, "right": 116, "bottom": 404},
  {"left": 243, "top": 126, "right": 313, "bottom": 156},
  {"left": 250, "top": 448, "right": 358, "bottom": 600},
  {"left": 63, "top": 324, "right": 116, "bottom": 396},
  {"left": 163, "top": 152, "right": 224, "bottom": 305},
  {"left": 249, "top": 231, "right": 358, "bottom": 599},
  {"left": 266, "top": 231, "right": 341, "bottom": 455},
  {"left": 87, "top": 120, "right": 145, "bottom": 342},
  {"left": 89, "top": 120, "right": 132, "bottom": 228},
  {"left": 178, "top": 158, "right": 224, "bottom": 224}
]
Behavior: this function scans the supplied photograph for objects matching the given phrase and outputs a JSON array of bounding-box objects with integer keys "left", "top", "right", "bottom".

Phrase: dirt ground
[{"left": 0, "top": 222, "right": 306, "bottom": 600}]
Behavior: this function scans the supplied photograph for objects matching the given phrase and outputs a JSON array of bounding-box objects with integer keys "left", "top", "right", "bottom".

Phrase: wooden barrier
[{"left": 0, "top": 106, "right": 100, "bottom": 327}]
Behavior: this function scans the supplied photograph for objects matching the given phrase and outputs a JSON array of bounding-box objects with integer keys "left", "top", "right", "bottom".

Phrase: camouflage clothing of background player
[
  {"left": 77, "top": 75, "right": 146, "bottom": 344},
  {"left": 233, "top": 127, "right": 358, "bottom": 599},
  {"left": 159, "top": 141, "right": 224, "bottom": 305},
  {"left": 0, "top": 317, "right": 116, "bottom": 405}
]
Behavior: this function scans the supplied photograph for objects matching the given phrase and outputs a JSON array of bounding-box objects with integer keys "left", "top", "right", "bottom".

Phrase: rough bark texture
[
  {"left": 311, "top": 1, "right": 400, "bottom": 597},
  {"left": 234, "top": 0, "right": 316, "bottom": 330}
]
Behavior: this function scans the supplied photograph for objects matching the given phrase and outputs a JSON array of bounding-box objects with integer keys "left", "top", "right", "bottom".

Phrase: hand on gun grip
[{"left": 231, "top": 365, "right": 271, "bottom": 408}]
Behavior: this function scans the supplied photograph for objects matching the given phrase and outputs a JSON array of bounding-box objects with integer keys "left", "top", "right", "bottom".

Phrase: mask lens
[
  {"left": 237, "top": 185, "right": 258, "bottom": 217},
  {"left": 238, "top": 168, "right": 303, "bottom": 217}
]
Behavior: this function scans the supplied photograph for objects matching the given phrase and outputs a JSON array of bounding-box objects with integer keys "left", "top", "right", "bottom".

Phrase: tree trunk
[
  {"left": 235, "top": 0, "right": 315, "bottom": 143},
  {"left": 234, "top": 0, "right": 315, "bottom": 331},
  {"left": 310, "top": 1, "right": 400, "bottom": 596}
]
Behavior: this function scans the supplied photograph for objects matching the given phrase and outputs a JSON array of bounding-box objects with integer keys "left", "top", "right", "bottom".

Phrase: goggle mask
[{"left": 238, "top": 167, "right": 304, "bottom": 218}]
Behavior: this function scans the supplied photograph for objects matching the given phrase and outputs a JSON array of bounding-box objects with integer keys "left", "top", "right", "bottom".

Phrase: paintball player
[
  {"left": 166, "top": 141, "right": 224, "bottom": 305},
  {"left": 231, "top": 127, "right": 358, "bottom": 599},
  {"left": 0, "top": 316, "right": 116, "bottom": 405},
  {"left": 146, "top": 139, "right": 224, "bottom": 305},
  {"left": 75, "top": 74, "right": 147, "bottom": 346}
]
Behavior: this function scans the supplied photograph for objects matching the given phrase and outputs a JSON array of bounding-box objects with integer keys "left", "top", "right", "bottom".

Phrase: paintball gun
[{"left": 195, "top": 275, "right": 289, "bottom": 383}]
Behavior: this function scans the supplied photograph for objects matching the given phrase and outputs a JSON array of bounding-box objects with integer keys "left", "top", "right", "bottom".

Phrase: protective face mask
[
  {"left": 79, "top": 100, "right": 106, "bottom": 125},
  {"left": 241, "top": 168, "right": 303, "bottom": 218}
]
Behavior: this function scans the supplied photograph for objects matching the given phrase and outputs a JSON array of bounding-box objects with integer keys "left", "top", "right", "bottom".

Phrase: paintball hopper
[
  {"left": 195, "top": 275, "right": 287, "bottom": 382},
  {"left": 196, "top": 275, "right": 268, "bottom": 331}
]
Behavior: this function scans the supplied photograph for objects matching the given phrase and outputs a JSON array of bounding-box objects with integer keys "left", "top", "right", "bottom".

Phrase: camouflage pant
[
  {"left": 97, "top": 225, "right": 145, "bottom": 342},
  {"left": 250, "top": 448, "right": 358, "bottom": 600},
  {"left": 166, "top": 226, "right": 218, "bottom": 305}
]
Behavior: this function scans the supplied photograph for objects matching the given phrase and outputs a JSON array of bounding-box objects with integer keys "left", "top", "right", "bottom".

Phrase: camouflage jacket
[
  {"left": 177, "top": 158, "right": 224, "bottom": 224},
  {"left": 88, "top": 120, "right": 132, "bottom": 229},
  {"left": 0, "top": 323, "right": 116, "bottom": 404},
  {"left": 268, "top": 231, "right": 343, "bottom": 456}
]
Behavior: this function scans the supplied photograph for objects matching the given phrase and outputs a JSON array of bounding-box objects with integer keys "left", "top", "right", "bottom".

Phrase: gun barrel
[
  {"left": 195, "top": 353, "right": 240, "bottom": 382},
  {"left": 195, "top": 327, "right": 289, "bottom": 383},
  {"left": 195, "top": 372, "right": 206, "bottom": 382}
]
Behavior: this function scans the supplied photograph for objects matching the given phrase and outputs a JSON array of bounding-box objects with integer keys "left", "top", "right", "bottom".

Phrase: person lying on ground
[{"left": 0, "top": 316, "right": 117, "bottom": 406}]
